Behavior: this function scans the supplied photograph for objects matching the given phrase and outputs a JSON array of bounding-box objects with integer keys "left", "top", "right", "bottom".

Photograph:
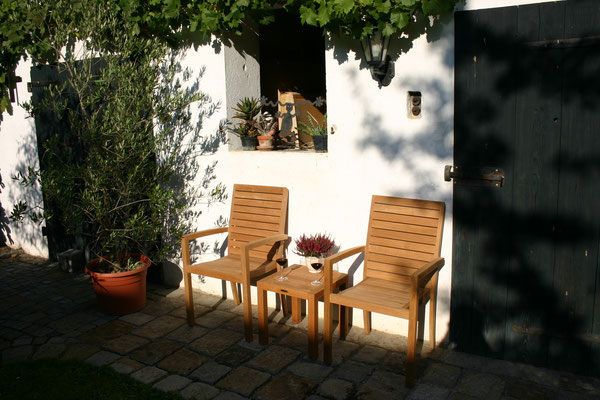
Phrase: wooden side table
[{"left": 257, "top": 264, "right": 348, "bottom": 359}]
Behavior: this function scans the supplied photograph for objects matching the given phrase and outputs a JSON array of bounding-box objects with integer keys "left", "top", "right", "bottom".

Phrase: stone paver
[
  {"left": 103, "top": 333, "right": 149, "bottom": 354},
  {"left": 189, "top": 328, "right": 243, "bottom": 356},
  {"left": 85, "top": 350, "right": 121, "bottom": 366},
  {"left": 132, "top": 315, "right": 185, "bottom": 339},
  {"left": 2, "top": 252, "right": 600, "bottom": 400},
  {"left": 130, "top": 338, "right": 182, "bottom": 365},
  {"left": 217, "top": 366, "right": 271, "bottom": 397},
  {"left": 286, "top": 360, "right": 334, "bottom": 383},
  {"left": 246, "top": 345, "right": 301, "bottom": 374},
  {"left": 153, "top": 374, "right": 193, "bottom": 392},
  {"left": 111, "top": 357, "right": 145, "bottom": 374},
  {"left": 254, "top": 374, "right": 315, "bottom": 400},
  {"left": 181, "top": 381, "right": 221, "bottom": 400},
  {"left": 318, "top": 378, "right": 354, "bottom": 400},
  {"left": 456, "top": 371, "right": 505, "bottom": 400},
  {"left": 190, "top": 361, "right": 232, "bottom": 384},
  {"left": 131, "top": 366, "right": 169, "bottom": 384},
  {"left": 157, "top": 347, "right": 209, "bottom": 375}
]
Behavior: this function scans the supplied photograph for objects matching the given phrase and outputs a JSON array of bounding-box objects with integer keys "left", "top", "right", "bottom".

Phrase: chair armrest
[
  {"left": 411, "top": 257, "right": 445, "bottom": 288},
  {"left": 182, "top": 227, "right": 228, "bottom": 243},
  {"left": 323, "top": 245, "right": 365, "bottom": 296},
  {"left": 181, "top": 227, "right": 228, "bottom": 268}
]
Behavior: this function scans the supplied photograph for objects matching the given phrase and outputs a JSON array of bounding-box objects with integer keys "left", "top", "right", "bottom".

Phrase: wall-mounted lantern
[{"left": 360, "top": 30, "right": 395, "bottom": 87}]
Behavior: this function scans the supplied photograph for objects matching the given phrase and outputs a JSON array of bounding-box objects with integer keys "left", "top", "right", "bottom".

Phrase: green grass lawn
[{"left": 0, "top": 358, "right": 184, "bottom": 400}]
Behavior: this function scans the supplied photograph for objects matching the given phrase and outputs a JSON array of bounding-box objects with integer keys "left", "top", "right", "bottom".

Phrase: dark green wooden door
[{"left": 451, "top": 0, "right": 600, "bottom": 376}]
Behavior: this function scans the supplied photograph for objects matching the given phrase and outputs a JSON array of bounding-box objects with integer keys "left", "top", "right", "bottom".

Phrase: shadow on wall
[
  {"left": 449, "top": 0, "right": 600, "bottom": 377},
  {"left": 326, "top": 13, "right": 454, "bottom": 205},
  {"left": 8, "top": 49, "right": 228, "bottom": 286},
  {"left": 0, "top": 170, "right": 12, "bottom": 246},
  {"left": 146, "top": 49, "right": 230, "bottom": 287}
]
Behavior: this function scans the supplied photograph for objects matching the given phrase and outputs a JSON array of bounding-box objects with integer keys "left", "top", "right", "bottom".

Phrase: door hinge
[{"left": 445, "top": 165, "right": 505, "bottom": 188}]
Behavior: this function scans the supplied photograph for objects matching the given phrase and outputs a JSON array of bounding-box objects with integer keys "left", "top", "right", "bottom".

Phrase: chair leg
[
  {"left": 324, "top": 300, "right": 333, "bottom": 365},
  {"left": 184, "top": 272, "right": 195, "bottom": 326},
  {"left": 429, "top": 294, "right": 437, "bottom": 350},
  {"left": 363, "top": 311, "right": 371, "bottom": 334},
  {"left": 406, "top": 306, "right": 418, "bottom": 388},
  {"left": 230, "top": 281, "right": 241, "bottom": 305},
  {"left": 339, "top": 305, "right": 348, "bottom": 338},
  {"left": 243, "top": 283, "right": 253, "bottom": 342}
]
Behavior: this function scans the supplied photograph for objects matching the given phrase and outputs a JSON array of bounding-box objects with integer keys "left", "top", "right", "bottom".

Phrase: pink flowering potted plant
[{"left": 294, "top": 233, "right": 335, "bottom": 273}]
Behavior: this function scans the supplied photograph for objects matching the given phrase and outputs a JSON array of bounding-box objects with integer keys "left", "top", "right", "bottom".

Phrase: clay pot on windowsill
[
  {"left": 257, "top": 135, "right": 274, "bottom": 151},
  {"left": 85, "top": 254, "right": 150, "bottom": 315}
]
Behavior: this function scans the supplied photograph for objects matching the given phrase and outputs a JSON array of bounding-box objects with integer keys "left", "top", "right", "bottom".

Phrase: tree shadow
[{"left": 0, "top": 170, "right": 12, "bottom": 246}]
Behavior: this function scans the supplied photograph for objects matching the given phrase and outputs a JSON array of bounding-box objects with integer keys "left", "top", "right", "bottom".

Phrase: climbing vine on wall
[{"left": 0, "top": 0, "right": 461, "bottom": 123}]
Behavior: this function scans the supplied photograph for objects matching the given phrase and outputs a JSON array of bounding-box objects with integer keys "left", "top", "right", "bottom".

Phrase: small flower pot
[
  {"left": 257, "top": 135, "right": 274, "bottom": 151},
  {"left": 240, "top": 136, "right": 258, "bottom": 151},
  {"left": 313, "top": 136, "right": 327, "bottom": 152}
]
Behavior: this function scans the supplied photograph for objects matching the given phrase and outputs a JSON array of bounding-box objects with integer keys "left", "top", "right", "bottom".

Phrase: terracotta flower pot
[
  {"left": 86, "top": 254, "right": 151, "bottom": 315},
  {"left": 257, "top": 135, "right": 274, "bottom": 151}
]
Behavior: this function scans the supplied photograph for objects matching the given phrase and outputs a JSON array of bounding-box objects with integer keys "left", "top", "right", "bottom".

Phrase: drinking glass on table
[
  {"left": 310, "top": 258, "right": 324, "bottom": 286},
  {"left": 276, "top": 257, "right": 288, "bottom": 281}
]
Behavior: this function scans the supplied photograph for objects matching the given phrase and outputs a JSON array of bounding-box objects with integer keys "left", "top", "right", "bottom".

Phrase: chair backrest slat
[
  {"left": 228, "top": 184, "right": 288, "bottom": 259},
  {"left": 364, "top": 196, "right": 445, "bottom": 283}
]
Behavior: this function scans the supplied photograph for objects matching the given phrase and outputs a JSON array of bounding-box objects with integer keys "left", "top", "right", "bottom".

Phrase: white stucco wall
[
  {"left": 0, "top": 57, "right": 48, "bottom": 257},
  {"left": 0, "top": 0, "right": 565, "bottom": 342}
]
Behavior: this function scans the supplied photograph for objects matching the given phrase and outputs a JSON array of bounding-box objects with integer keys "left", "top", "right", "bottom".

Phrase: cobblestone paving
[{"left": 2, "top": 249, "right": 600, "bottom": 399}]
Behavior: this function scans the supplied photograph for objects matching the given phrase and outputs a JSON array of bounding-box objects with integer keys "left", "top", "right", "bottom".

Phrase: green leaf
[
  {"left": 299, "top": 5, "right": 318, "bottom": 26},
  {"left": 422, "top": 0, "right": 453, "bottom": 15},
  {"left": 381, "top": 22, "right": 394, "bottom": 37},
  {"left": 390, "top": 11, "right": 409, "bottom": 29},
  {"left": 317, "top": 4, "right": 330, "bottom": 26},
  {"left": 334, "top": 0, "right": 355, "bottom": 14}
]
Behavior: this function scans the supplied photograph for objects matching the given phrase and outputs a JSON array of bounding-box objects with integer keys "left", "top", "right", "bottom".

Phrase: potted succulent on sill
[
  {"left": 232, "top": 97, "right": 262, "bottom": 150},
  {"left": 10, "top": 3, "right": 199, "bottom": 315},
  {"left": 255, "top": 111, "right": 277, "bottom": 151},
  {"left": 294, "top": 233, "right": 335, "bottom": 273},
  {"left": 298, "top": 112, "right": 328, "bottom": 153}
]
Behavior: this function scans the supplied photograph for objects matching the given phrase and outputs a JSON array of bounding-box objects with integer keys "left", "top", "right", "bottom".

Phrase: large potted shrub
[{"left": 11, "top": 1, "right": 207, "bottom": 314}]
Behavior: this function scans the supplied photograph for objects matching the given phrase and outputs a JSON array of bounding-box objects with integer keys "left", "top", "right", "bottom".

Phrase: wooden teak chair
[
  {"left": 181, "top": 184, "right": 289, "bottom": 342},
  {"left": 323, "top": 195, "right": 445, "bottom": 387}
]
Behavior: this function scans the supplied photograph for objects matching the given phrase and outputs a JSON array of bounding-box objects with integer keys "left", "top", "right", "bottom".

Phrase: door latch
[{"left": 444, "top": 165, "right": 505, "bottom": 188}]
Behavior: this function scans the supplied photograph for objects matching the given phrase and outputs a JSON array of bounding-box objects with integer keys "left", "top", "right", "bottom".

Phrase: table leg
[
  {"left": 258, "top": 286, "right": 269, "bottom": 345},
  {"left": 292, "top": 297, "right": 302, "bottom": 323},
  {"left": 308, "top": 296, "right": 318, "bottom": 360}
]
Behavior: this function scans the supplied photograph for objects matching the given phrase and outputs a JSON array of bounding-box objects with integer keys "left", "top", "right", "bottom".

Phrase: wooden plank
[
  {"left": 229, "top": 225, "right": 280, "bottom": 237},
  {"left": 368, "top": 236, "right": 436, "bottom": 255},
  {"left": 230, "top": 211, "right": 281, "bottom": 224},
  {"left": 372, "top": 203, "right": 442, "bottom": 219},
  {"left": 371, "top": 211, "right": 439, "bottom": 228},
  {"left": 370, "top": 220, "right": 438, "bottom": 236},
  {"left": 234, "top": 191, "right": 284, "bottom": 202},
  {"left": 372, "top": 196, "right": 443, "bottom": 211},
  {"left": 233, "top": 198, "right": 283, "bottom": 209},
  {"left": 452, "top": 5, "right": 518, "bottom": 359},
  {"left": 366, "top": 253, "right": 425, "bottom": 269},
  {"left": 367, "top": 244, "right": 433, "bottom": 262},
  {"left": 504, "top": 3, "right": 564, "bottom": 367},
  {"left": 229, "top": 218, "right": 281, "bottom": 231},
  {"left": 367, "top": 261, "right": 418, "bottom": 277},
  {"left": 234, "top": 184, "right": 287, "bottom": 195},
  {"left": 231, "top": 204, "right": 282, "bottom": 217},
  {"left": 369, "top": 227, "right": 438, "bottom": 245},
  {"left": 364, "top": 269, "right": 412, "bottom": 284}
]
